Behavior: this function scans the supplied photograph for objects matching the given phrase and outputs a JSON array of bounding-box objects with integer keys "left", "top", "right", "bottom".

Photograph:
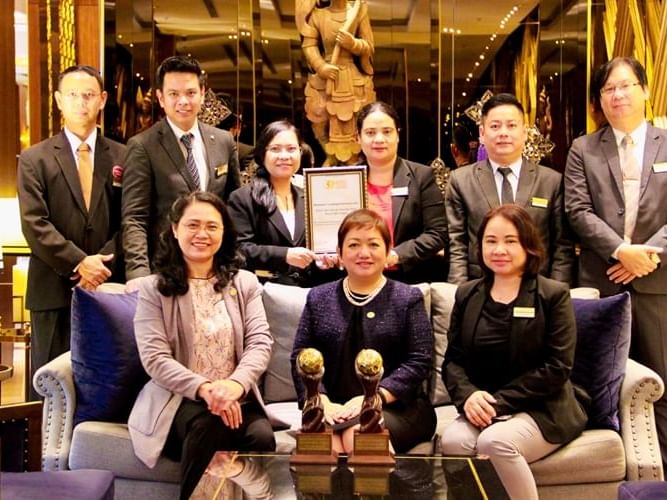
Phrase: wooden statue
[{"left": 296, "top": 0, "right": 376, "bottom": 165}]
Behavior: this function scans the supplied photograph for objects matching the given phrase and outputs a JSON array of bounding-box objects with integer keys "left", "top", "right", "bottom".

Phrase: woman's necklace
[
  {"left": 343, "top": 276, "right": 387, "bottom": 307},
  {"left": 276, "top": 193, "right": 293, "bottom": 211}
]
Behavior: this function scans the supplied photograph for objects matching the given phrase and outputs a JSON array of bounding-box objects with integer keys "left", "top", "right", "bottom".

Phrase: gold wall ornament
[
  {"left": 429, "top": 157, "right": 450, "bottom": 201},
  {"left": 198, "top": 89, "right": 232, "bottom": 127},
  {"left": 297, "top": 0, "right": 376, "bottom": 165},
  {"left": 464, "top": 90, "right": 494, "bottom": 125}
]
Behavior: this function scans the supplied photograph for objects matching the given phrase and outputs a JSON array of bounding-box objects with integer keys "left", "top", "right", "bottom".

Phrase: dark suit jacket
[
  {"left": 291, "top": 279, "right": 433, "bottom": 406},
  {"left": 564, "top": 124, "right": 667, "bottom": 296},
  {"left": 228, "top": 183, "right": 309, "bottom": 285},
  {"left": 444, "top": 275, "right": 588, "bottom": 444},
  {"left": 446, "top": 159, "right": 574, "bottom": 285},
  {"left": 121, "top": 119, "right": 241, "bottom": 280},
  {"left": 17, "top": 131, "right": 126, "bottom": 310},
  {"left": 388, "top": 157, "right": 448, "bottom": 283}
]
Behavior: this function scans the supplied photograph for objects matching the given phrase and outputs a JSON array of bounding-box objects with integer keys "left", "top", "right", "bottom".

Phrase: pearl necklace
[{"left": 342, "top": 276, "right": 387, "bottom": 307}]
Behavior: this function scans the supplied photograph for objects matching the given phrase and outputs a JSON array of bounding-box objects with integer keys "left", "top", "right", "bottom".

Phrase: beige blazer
[{"left": 128, "top": 270, "right": 276, "bottom": 468}]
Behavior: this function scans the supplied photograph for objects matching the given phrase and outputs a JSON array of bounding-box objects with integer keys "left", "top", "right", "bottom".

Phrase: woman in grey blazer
[
  {"left": 441, "top": 205, "right": 588, "bottom": 500},
  {"left": 128, "top": 192, "right": 276, "bottom": 500}
]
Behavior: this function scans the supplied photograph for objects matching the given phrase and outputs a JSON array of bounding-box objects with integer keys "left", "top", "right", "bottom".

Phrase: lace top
[{"left": 189, "top": 278, "right": 236, "bottom": 381}]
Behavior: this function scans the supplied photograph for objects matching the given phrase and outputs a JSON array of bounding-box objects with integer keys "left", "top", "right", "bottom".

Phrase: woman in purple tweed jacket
[{"left": 290, "top": 209, "right": 436, "bottom": 454}]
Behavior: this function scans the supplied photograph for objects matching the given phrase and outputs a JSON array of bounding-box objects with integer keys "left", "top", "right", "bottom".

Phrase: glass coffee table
[{"left": 191, "top": 452, "right": 509, "bottom": 499}]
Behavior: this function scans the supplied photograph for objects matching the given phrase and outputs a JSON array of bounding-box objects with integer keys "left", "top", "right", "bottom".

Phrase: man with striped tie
[
  {"left": 121, "top": 56, "right": 241, "bottom": 286},
  {"left": 17, "top": 65, "right": 126, "bottom": 398},
  {"left": 565, "top": 57, "right": 667, "bottom": 467}
]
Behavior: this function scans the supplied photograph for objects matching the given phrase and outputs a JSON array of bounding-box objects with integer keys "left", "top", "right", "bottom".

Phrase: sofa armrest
[
  {"left": 620, "top": 358, "right": 665, "bottom": 481},
  {"left": 33, "top": 351, "right": 76, "bottom": 471}
]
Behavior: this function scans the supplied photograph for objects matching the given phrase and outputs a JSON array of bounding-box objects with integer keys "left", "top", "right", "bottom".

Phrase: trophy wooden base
[
  {"left": 292, "top": 464, "right": 336, "bottom": 493},
  {"left": 352, "top": 465, "right": 394, "bottom": 495},
  {"left": 290, "top": 429, "right": 339, "bottom": 465},
  {"left": 347, "top": 429, "right": 396, "bottom": 466}
]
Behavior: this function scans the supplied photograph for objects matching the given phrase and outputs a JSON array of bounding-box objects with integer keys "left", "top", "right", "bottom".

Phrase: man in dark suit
[
  {"left": 122, "top": 56, "right": 241, "bottom": 284},
  {"left": 564, "top": 57, "right": 667, "bottom": 465},
  {"left": 17, "top": 65, "right": 126, "bottom": 398},
  {"left": 446, "top": 93, "right": 574, "bottom": 284}
]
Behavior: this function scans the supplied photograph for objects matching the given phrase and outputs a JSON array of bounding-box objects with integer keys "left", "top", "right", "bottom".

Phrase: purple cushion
[
  {"left": 618, "top": 481, "right": 667, "bottom": 500},
  {"left": 0, "top": 469, "right": 114, "bottom": 500},
  {"left": 571, "top": 292, "right": 631, "bottom": 431},
  {"left": 71, "top": 288, "right": 148, "bottom": 425}
]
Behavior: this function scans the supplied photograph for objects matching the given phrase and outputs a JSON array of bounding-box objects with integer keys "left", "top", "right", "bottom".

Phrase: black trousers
[
  {"left": 163, "top": 399, "right": 275, "bottom": 500},
  {"left": 383, "top": 394, "right": 437, "bottom": 453},
  {"left": 30, "top": 307, "right": 71, "bottom": 401}
]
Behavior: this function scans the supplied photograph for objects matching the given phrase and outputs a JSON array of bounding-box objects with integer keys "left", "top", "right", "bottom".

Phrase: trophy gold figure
[
  {"left": 290, "top": 348, "right": 338, "bottom": 465},
  {"left": 347, "top": 349, "right": 395, "bottom": 465}
]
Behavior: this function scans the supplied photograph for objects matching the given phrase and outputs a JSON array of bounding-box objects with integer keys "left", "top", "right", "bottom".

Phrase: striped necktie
[{"left": 180, "top": 133, "right": 201, "bottom": 189}]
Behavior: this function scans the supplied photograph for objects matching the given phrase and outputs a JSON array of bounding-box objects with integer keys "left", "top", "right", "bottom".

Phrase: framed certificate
[{"left": 304, "top": 166, "right": 368, "bottom": 254}]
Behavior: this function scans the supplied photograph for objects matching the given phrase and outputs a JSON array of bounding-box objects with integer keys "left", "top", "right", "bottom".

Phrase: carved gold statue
[
  {"left": 296, "top": 348, "right": 326, "bottom": 433},
  {"left": 296, "top": 0, "right": 376, "bottom": 165},
  {"left": 355, "top": 349, "right": 384, "bottom": 433}
]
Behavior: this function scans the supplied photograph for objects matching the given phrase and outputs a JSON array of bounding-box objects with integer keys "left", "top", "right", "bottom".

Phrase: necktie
[
  {"left": 77, "top": 143, "right": 93, "bottom": 209},
  {"left": 498, "top": 167, "right": 514, "bottom": 204},
  {"left": 620, "top": 135, "right": 641, "bottom": 242},
  {"left": 180, "top": 133, "right": 201, "bottom": 189}
]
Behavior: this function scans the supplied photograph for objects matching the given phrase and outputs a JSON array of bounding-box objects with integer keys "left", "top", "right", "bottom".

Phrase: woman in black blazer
[
  {"left": 356, "top": 101, "right": 447, "bottom": 283},
  {"left": 228, "top": 120, "right": 335, "bottom": 286},
  {"left": 441, "top": 205, "right": 588, "bottom": 500}
]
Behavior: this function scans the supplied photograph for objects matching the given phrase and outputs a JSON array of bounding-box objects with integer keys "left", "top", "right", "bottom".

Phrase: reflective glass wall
[{"left": 101, "top": 1, "right": 610, "bottom": 169}]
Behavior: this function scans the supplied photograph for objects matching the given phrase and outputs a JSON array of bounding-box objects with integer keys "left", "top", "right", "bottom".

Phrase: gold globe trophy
[
  {"left": 290, "top": 348, "right": 338, "bottom": 465},
  {"left": 347, "top": 349, "right": 395, "bottom": 466}
]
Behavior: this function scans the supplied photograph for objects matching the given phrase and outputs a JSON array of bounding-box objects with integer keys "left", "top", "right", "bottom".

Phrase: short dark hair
[
  {"left": 154, "top": 192, "right": 243, "bottom": 296},
  {"left": 58, "top": 65, "right": 104, "bottom": 92},
  {"left": 476, "top": 204, "right": 544, "bottom": 278},
  {"left": 251, "top": 119, "right": 303, "bottom": 213},
  {"left": 481, "top": 93, "right": 525, "bottom": 121},
  {"left": 453, "top": 125, "right": 473, "bottom": 155},
  {"left": 356, "top": 101, "right": 401, "bottom": 133},
  {"left": 156, "top": 56, "right": 205, "bottom": 90},
  {"left": 590, "top": 57, "right": 648, "bottom": 113},
  {"left": 337, "top": 209, "right": 391, "bottom": 253}
]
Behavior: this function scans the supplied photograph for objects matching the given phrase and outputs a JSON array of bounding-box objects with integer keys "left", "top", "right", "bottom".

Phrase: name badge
[
  {"left": 215, "top": 164, "right": 228, "bottom": 177},
  {"left": 513, "top": 307, "right": 535, "bottom": 318},
  {"left": 653, "top": 162, "right": 667, "bottom": 173},
  {"left": 391, "top": 187, "right": 408, "bottom": 197},
  {"left": 531, "top": 197, "right": 549, "bottom": 208}
]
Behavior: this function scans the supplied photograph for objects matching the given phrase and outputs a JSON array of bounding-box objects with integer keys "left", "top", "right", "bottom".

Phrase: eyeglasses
[
  {"left": 267, "top": 145, "right": 301, "bottom": 155},
  {"left": 182, "top": 222, "right": 222, "bottom": 234},
  {"left": 600, "top": 81, "right": 641, "bottom": 96},
  {"left": 61, "top": 91, "right": 101, "bottom": 101}
]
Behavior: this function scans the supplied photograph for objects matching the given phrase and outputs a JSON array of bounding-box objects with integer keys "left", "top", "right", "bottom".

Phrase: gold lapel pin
[
  {"left": 366, "top": 311, "right": 375, "bottom": 319},
  {"left": 229, "top": 288, "right": 237, "bottom": 296}
]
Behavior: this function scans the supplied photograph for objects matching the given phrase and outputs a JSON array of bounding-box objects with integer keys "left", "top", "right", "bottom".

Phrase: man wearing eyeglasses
[
  {"left": 121, "top": 56, "right": 241, "bottom": 288},
  {"left": 565, "top": 56, "right": 667, "bottom": 466},
  {"left": 17, "top": 65, "right": 126, "bottom": 399}
]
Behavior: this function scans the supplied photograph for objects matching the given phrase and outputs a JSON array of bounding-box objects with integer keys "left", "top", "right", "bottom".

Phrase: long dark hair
[
  {"left": 355, "top": 101, "right": 401, "bottom": 167},
  {"left": 476, "top": 205, "right": 545, "bottom": 279},
  {"left": 154, "top": 192, "right": 244, "bottom": 296},
  {"left": 251, "top": 120, "right": 302, "bottom": 213}
]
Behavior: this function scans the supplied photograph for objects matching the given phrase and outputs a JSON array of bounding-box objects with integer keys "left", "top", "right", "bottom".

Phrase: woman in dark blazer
[
  {"left": 228, "top": 120, "right": 335, "bottom": 286},
  {"left": 291, "top": 209, "right": 436, "bottom": 454},
  {"left": 441, "top": 204, "right": 588, "bottom": 500},
  {"left": 356, "top": 101, "right": 447, "bottom": 283}
]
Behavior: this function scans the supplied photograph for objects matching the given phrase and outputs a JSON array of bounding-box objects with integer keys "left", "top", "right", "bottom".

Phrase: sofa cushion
[
  {"left": 261, "top": 283, "right": 310, "bottom": 403},
  {"left": 530, "top": 429, "right": 625, "bottom": 484},
  {"left": 429, "top": 282, "right": 457, "bottom": 405},
  {"left": 571, "top": 292, "right": 631, "bottom": 431},
  {"left": 70, "top": 422, "right": 179, "bottom": 483},
  {"left": 71, "top": 288, "right": 149, "bottom": 426}
]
